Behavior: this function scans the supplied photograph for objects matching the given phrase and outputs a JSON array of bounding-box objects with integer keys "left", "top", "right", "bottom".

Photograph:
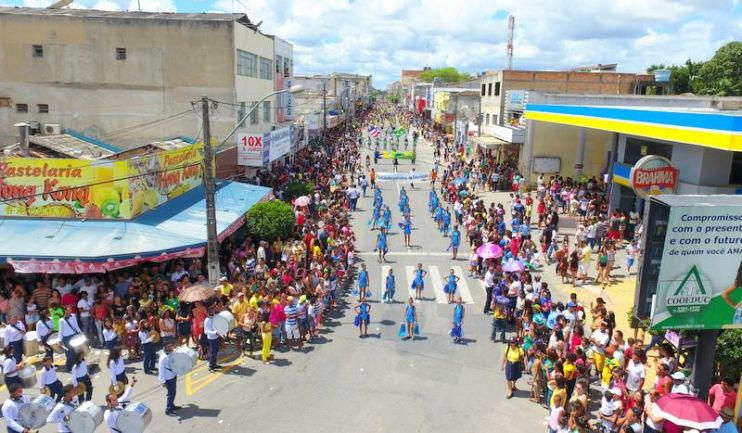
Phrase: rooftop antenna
[{"left": 506, "top": 15, "right": 515, "bottom": 70}]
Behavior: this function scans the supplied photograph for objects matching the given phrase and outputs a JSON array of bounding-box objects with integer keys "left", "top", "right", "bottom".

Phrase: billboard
[
  {"left": 648, "top": 195, "right": 742, "bottom": 330},
  {"left": 0, "top": 144, "right": 204, "bottom": 219},
  {"left": 237, "top": 131, "right": 265, "bottom": 167},
  {"left": 269, "top": 126, "right": 291, "bottom": 162}
]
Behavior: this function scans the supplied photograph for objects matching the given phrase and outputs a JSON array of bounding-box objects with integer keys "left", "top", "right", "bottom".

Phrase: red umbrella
[
  {"left": 476, "top": 243, "right": 503, "bottom": 260},
  {"left": 653, "top": 393, "right": 722, "bottom": 431}
]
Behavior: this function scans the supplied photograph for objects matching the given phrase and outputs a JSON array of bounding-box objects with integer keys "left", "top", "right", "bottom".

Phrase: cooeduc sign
[{"left": 630, "top": 155, "right": 679, "bottom": 198}]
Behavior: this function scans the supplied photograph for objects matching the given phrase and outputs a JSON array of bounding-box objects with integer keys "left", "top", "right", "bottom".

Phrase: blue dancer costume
[
  {"left": 384, "top": 274, "right": 396, "bottom": 303},
  {"left": 450, "top": 304, "right": 464, "bottom": 341},
  {"left": 444, "top": 273, "right": 458, "bottom": 294},
  {"left": 411, "top": 268, "right": 425, "bottom": 290}
]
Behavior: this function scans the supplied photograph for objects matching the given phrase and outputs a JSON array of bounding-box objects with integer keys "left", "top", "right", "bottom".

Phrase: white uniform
[
  {"left": 103, "top": 386, "right": 134, "bottom": 433},
  {"left": 3, "top": 322, "right": 25, "bottom": 347},
  {"left": 46, "top": 400, "right": 77, "bottom": 432},
  {"left": 2, "top": 395, "right": 30, "bottom": 433},
  {"left": 109, "top": 358, "right": 125, "bottom": 386}
]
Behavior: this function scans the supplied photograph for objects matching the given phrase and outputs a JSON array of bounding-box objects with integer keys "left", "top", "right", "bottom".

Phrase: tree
[
  {"left": 418, "top": 67, "right": 471, "bottom": 83},
  {"left": 693, "top": 42, "right": 742, "bottom": 96},
  {"left": 714, "top": 329, "right": 742, "bottom": 379},
  {"left": 245, "top": 200, "right": 296, "bottom": 242},
  {"left": 283, "top": 180, "right": 314, "bottom": 201}
]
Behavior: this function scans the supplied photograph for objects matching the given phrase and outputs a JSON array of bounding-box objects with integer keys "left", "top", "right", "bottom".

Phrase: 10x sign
[{"left": 237, "top": 132, "right": 265, "bottom": 167}]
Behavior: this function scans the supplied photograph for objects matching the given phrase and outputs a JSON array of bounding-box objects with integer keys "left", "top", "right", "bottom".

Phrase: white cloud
[{"left": 126, "top": 0, "right": 175, "bottom": 12}]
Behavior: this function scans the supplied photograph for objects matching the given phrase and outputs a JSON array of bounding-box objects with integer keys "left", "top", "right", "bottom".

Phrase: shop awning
[
  {"left": 0, "top": 181, "right": 272, "bottom": 273},
  {"left": 471, "top": 135, "right": 510, "bottom": 149}
]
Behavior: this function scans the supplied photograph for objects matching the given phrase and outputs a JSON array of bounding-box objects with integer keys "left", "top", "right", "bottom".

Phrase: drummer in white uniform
[
  {"left": 2, "top": 383, "right": 31, "bottom": 433},
  {"left": 36, "top": 310, "right": 55, "bottom": 359},
  {"left": 70, "top": 352, "right": 93, "bottom": 403},
  {"left": 2, "top": 346, "right": 23, "bottom": 387},
  {"left": 158, "top": 342, "right": 181, "bottom": 416},
  {"left": 103, "top": 377, "right": 137, "bottom": 433},
  {"left": 46, "top": 384, "right": 78, "bottom": 432},
  {"left": 59, "top": 306, "right": 82, "bottom": 373},
  {"left": 4, "top": 315, "right": 26, "bottom": 363},
  {"left": 40, "top": 355, "right": 65, "bottom": 402}
]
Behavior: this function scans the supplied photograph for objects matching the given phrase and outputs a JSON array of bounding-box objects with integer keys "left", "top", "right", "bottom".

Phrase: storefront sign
[
  {"left": 269, "top": 127, "right": 292, "bottom": 162},
  {"left": 237, "top": 132, "right": 265, "bottom": 167},
  {"left": 649, "top": 197, "right": 742, "bottom": 330},
  {"left": 630, "top": 155, "right": 678, "bottom": 198},
  {"left": 0, "top": 144, "right": 204, "bottom": 219}
]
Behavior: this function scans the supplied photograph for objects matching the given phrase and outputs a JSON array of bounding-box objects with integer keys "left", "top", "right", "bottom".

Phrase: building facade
[{"left": 0, "top": 8, "right": 282, "bottom": 149}]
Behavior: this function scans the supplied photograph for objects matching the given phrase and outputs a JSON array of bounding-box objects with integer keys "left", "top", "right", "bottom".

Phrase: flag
[
  {"left": 370, "top": 127, "right": 381, "bottom": 138},
  {"left": 394, "top": 127, "right": 406, "bottom": 138}
]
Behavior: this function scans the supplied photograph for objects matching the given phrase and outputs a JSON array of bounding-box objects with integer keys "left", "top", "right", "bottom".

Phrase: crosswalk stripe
[
  {"left": 426, "top": 265, "right": 448, "bottom": 304},
  {"left": 405, "top": 265, "right": 417, "bottom": 294},
  {"left": 478, "top": 278, "right": 487, "bottom": 294},
  {"left": 451, "top": 265, "right": 475, "bottom": 304}
]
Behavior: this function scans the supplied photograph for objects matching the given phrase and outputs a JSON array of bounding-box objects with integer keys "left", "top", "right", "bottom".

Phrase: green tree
[
  {"left": 418, "top": 67, "right": 471, "bottom": 83},
  {"left": 693, "top": 42, "right": 742, "bottom": 96},
  {"left": 715, "top": 329, "right": 742, "bottom": 379},
  {"left": 245, "top": 200, "right": 296, "bottom": 242},
  {"left": 283, "top": 180, "right": 315, "bottom": 201}
]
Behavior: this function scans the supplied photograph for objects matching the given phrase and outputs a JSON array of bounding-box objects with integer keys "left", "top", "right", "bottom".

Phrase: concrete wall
[
  {"left": 527, "top": 121, "right": 612, "bottom": 180},
  {"left": 0, "top": 13, "right": 241, "bottom": 148},
  {"left": 233, "top": 23, "right": 275, "bottom": 138}
]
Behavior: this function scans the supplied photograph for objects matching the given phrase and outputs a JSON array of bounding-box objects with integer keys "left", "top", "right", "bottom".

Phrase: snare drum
[
  {"left": 213, "top": 311, "right": 236, "bottom": 336},
  {"left": 69, "top": 333, "right": 91, "bottom": 354},
  {"left": 68, "top": 401, "right": 104, "bottom": 433},
  {"left": 47, "top": 332, "right": 65, "bottom": 354},
  {"left": 19, "top": 394, "right": 56, "bottom": 429},
  {"left": 19, "top": 365, "right": 37, "bottom": 389},
  {"left": 116, "top": 401, "right": 152, "bottom": 433},
  {"left": 23, "top": 331, "right": 40, "bottom": 356},
  {"left": 169, "top": 346, "right": 198, "bottom": 375}
]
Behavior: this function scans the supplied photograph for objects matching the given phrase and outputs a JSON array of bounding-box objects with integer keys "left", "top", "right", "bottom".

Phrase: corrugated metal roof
[{"left": 0, "top": 6, "right": 244, "bottom": 22}]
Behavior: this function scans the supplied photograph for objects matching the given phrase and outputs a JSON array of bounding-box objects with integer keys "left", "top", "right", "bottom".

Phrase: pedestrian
[
  {"left": 353, "top": 297, "right": 371, "bottom": 338},
  {"left": 501, "top": 337, "right": 525, "bottom": 398},
  {"left": 411, "top": 263, "right": 426, "bottom": 300},
  {"left": 360, "top": 176, "right": 368, "bottom": 197},
  {"left": 259, "top": 301, "right": 273, "bottom": 364},
  {"left": 450, "top": 297, "right": 465, "bottom": 343},
  {"left": 383, "top": 268, "right": 396, "bottom": 304},
  {"left": 158, "top": 342, "right": 181, "bottom": 416},
  {"left": 393, "top": 157, "right": 399, "bottom": 172},
  {"left": 444, "top": 268, "right": 460, "bottom": 304},
  {"left": 370, "top": 168, "right": 377, "bottom": 188},
  {"left": 403, "top": 297, "right": 418, "bottom": 340},
  {"left": 203, "top": 308, "right": 221, "bottom": 372}
]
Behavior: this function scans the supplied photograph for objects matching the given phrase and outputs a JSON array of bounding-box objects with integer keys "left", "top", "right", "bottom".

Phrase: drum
[
  {"left": 116, "top": 402, "right": 152, "bottom": 433},
  {"left": 24, "top": 331, "right": 39, "bottom": 356},
  {"left": 68, "top": 401, "right": 104, "bottom": 433},
  {"left": 47, "top": 332, "right": 65, "bottom": 354},
  {"left": 69, "top": 334, "right": 90, "bottom": 354},
  {"left": 169, "top": 346, "right": 197, "bottom": 375},
  {"left": 19, "top": 365, "right": 37, "bottom": 389},
  {"left": 18, "top": 394, "right": 55, "bottom": 429},
  {"left": 213, "top": 311, "right": 235, "bottom": 336}
]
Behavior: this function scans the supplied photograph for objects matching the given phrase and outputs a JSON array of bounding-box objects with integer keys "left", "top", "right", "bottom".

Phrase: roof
[
  {"left": 0, "top": 7, "right": 247, "bottom": 23},
  {"left": 2, "top": 134, "right": 117, "bottom": 159},
  {"left": 525, "top": 103, "right": 742, "bottom": 152},
  {"left": 471, "top": 136, "right": 510, "bottom": 148},
  {"left": 401, "top": 70, "right": 424, "bottom": 77},
  {"left": 0, "top": 180, "right": 272, "bottom": 265}
]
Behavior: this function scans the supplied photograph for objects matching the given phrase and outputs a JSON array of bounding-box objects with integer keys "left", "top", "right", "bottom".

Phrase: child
[
  {"left": 25, "top": 298, "right": 39, "bottom": 331},
  {"left": 548, "top": 393, "right": 564, "bottom": 433},
  {"left": 383, "top": 268, "right": 396, "bottom": 304}
]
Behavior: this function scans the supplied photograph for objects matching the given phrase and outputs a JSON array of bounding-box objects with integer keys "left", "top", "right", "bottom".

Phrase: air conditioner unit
[{"left": 43, "top": 123, "right": 61, "bottom": 135}]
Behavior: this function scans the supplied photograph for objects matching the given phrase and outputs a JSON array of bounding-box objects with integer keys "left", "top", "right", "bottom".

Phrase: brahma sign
[{"left": 630, "top": 155, "right": 679, "bottom": 199}]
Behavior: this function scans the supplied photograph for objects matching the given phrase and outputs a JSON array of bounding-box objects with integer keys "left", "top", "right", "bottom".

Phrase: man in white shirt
[
  {"left": 483, "top": 266, "right": 495, "bottom": 314},
  {"left": 77, "top": 291, "right": 93, "bottom": 342},
  {"left": 203, "top": 309, "right": 220, "bottom": 372},
  {"left": 169, "top": 264, "right": 188, "bottom": 283},
  {"left": 158, "top": 343, "right": 181, "bottom": 416},
  {"left": 59, "top": 307, "right": 82, "bottom": 372},
  {"left": 55, "top": 277, "right": 74, "bottom": 297},
  {"left": 2, "top": 383, "right": 31, "bottom": 433},
  {"left": 103, "top": 378, "right": 137, "bottom": 433},
  {"left": 46, "top": 384, "right": 78, "bottom": 432},
  {"left": 74, "top": 276, "right": 98, "bottom": 300},
  {"left": 4, "top": 315, "right": 26, "bottom": 363}
]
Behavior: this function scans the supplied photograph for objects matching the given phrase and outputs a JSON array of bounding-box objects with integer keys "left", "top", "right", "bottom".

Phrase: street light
[{"left": 202, "top": 84, "right": 305, "bottom": 287}]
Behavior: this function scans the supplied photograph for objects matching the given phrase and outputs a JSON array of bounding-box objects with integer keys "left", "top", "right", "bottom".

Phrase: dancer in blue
[
  {"left": 376, "top": 227, "right": 388, "bottom": 263},
  {"left": 429, "top": 192, "right": 439, "bottom": 216},
  {"left": 411, "top": 263, "right": 427, "bottom": 300},
  {"left": 450, "top": 297, "right": 465, "bottom": 343},
  {"left": 444, "top": 268, "right": 460, "bottom": 304},
  {"left": 398, "top": 189, "right": 408, "bottom": 213},
  {"left": 353, "top": 297, "right": 371, "bottom": 338},
  {"left": 428, "top": 190, "right": 436, "bottom": 213},
  {"left": 401, "top": 297, "right": 419, "bottom": 340},
  {"left": 441, "top": 207, "right": 451, "bottom": 237},
  {"left": 382, "top": 206, "right": 392, "bottom": 231},
  {"left": 400, "top": 215, "right": 412, "bottom": 248},
  {"left": 449, "top": 225, "right": 461, "bottom": 260},
  {"left": 383, "top": 268, "right": 396, "bottom": 304},
  {"left": 434, "top": 205, "right": 444, "bottom": 231},
  {"left": 357, "top": 263, "right": 369, "bottom": 299},
  {"left": 370, "top": 204, "right": 381, "bottom": 231}
]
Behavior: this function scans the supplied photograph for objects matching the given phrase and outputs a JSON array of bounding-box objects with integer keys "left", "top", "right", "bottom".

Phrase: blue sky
[{"left": 3, "top": 0, "right": 741, "bottom": 87}]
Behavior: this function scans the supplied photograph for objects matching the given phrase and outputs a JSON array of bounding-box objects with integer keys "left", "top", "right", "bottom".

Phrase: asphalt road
[{"left": 15, "top": 127, "right": 551, "bottom": 433}]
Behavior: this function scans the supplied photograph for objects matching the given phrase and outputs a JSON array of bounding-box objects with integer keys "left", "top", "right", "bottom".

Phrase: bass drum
[
  {"left": 69, "top": 333, "right": 91, "bottom": 354},
  {"left": 68, "top": 401, "right": 104, "bottom": 433},
  {"left": 169, "top": 346, "right": 197, "bottom": 375},
  {"left": 116, "top": 402, "right": 152, "bottom": 433},
  {"left": 23, "top": 331, "right": 39, "bottom": 356},
  {"left": 213, "top": 311, "right": 235, "bottom": 336},
  {"left": 19, "top": 394, "right": 55, "bottom": 429},
  {"left": 47, "top": 332, "right": 65, "bottom": 354},
  {"left": 19, "top": 365, "right": 37, "bottom": 389}
]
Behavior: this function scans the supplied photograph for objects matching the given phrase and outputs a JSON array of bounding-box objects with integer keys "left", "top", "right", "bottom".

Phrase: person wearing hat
[
  {"left": 714, "top": 407, "right": 738, "bottom": 433},
  {"left": 46, "top": 384, "right": 78, "bottom": 432},
  {"left": 598, "top": 387, "right": 623, "bottom": 432},
  {"left": 216, "top": 277, "right": 233, "bottom": 300},
  {"left": 670, "top": 371, "right": 691, "bottom": 395}
]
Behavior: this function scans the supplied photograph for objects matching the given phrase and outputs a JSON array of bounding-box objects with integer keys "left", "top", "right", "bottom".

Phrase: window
[
  {"left": 481, "top": 83, "right": 486, "bottom": 96},
  {"left": 236, "top": 49, "right": 257, "bottom": 77},
  {"left": 487, "top": 83, "right": 492, "bottom": 96},
  {"left": 249, "top": 102, "right": 258, "bottom": 125},
  {"left": 493, "top": 115, "right": 498, "bottom": 125},
  {"left": 32, "top": 45, "right": 43, "bottom": 58},
  {"left": 259, "top": 57, "right": 273, "bottom": 80},
  {"left": 116, "top": 48, "right": 126, "bottom": 60},
  {"left": 495, "top": 82, "right": 501, "bottom": 96},
  {"left": 262, "top": 101, "right": 270, "bottom": 123},
  {"left": 275, "top": 55, "right": 282, "bottom": 74},
  {"left": 38, "top": 104, "right": 49, "bottom": 113},
  {"left": 485, "top": 113, "right": 490, "bottom": 125},
  {"left": 730, "top": 152, "right": 742, "bottom": 184},
  {"left": 16, "top": 103, "right": 28, "bottom": 113}
]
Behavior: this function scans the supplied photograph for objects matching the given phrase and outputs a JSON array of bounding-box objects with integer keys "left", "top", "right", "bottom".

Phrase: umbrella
[
  {"left": 293, "top": 195, "right": 311, "bottom": 207},
  {"left": 178, "top": 285, "right": 216, "bottom": 303},
  {"left": 451, "top": 177, "right": 468, "bottom": 186},
  {"left": 653, "top": 393, "right": 722, "bottom": 431},
  {"left": 502, "top": 260, "right": 526, "bottom": 273},
  {"left": 476, "top": 243, "right": 503, "bottom": 260},
  {"left": 495, "top": 295, "right": 510, "bottom": 305}
]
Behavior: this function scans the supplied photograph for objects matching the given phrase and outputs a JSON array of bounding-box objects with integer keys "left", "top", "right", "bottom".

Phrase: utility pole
[
  {"left": 322, "top": 81, "right": 327, "bottom": 140},
  {"left": 201, "top": 96, "right": 220, "bottom": 287}
]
